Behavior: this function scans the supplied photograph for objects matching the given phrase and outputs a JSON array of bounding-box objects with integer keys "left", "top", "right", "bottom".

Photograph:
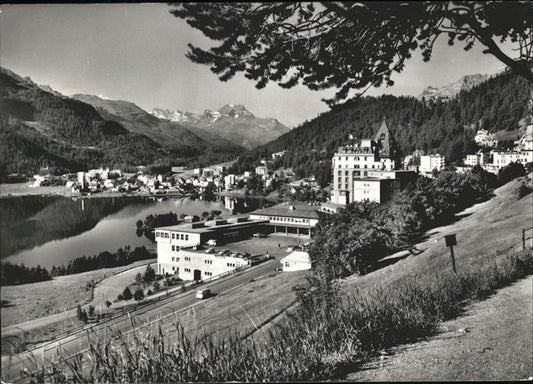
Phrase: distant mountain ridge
[
  {"left": 150, "top": 104, "right": 290, "bottom": 149},
  {"left": 70, "top": 94, "right": 240, "bottom": 150},
  {"left": 418, "top": 73, "right": 493, "bottom": 101},
  {"left": 0, "top": 67, "right": 243, "bottom": 176}
]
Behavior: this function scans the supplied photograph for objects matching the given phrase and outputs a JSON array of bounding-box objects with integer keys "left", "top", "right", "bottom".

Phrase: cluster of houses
[{"left": 458, "top": 126, "right": 533, "bottom": 174}]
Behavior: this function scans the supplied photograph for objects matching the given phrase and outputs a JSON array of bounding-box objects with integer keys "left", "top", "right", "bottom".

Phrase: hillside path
[{"left": 345, "top": 275, "right": 533, "bottom": 381}]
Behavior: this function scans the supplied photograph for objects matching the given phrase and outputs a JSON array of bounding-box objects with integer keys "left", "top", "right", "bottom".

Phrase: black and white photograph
[{"left": 0, "top": 1, "right": 532, "bottom": 382}]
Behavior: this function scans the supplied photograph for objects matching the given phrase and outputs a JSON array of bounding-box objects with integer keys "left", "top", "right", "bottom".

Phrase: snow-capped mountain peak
[
  {"left": 149, "top": 104, "right": 290, "bottom": 149},
  {"left": 150, "top": 108, "right": 196, "bottom": 123}
]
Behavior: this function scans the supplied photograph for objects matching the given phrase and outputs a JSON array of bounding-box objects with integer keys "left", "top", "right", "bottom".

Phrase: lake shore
[
  {"left": 1, "top": 182, "right": 283, "bottom": 202},
  {"left": 0, "top": 183, "right": 191, "bottom": 199}
]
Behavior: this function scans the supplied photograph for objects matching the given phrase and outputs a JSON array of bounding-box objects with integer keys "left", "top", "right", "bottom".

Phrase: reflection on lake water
[{"left": 2, "top": 195, "right": 274, "bottom": 269}]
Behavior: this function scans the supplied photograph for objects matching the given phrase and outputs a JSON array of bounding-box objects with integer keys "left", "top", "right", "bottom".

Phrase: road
[{"left": 1, "top": 257, "right": 279, "bottom": 382}]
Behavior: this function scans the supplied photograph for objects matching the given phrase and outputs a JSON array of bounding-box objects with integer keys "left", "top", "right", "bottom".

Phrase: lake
[{"left": 1, "top": 195, "right": 274, "bottom": 269}]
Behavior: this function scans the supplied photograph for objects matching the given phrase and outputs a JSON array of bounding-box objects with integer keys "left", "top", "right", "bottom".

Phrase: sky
[{"left": 0, "top": 3, "right": 515, "bottom": 128}]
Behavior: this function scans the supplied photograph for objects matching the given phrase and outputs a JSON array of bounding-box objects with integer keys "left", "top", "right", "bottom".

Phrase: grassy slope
[
  {"left": 343, "top": 176, "right": 532, "bottom": 293},
  {"left": 260, "top": 175, "right": 532, "bottom": 335},
  {"left": 0, "top": 259, "right": 155, "bottom": 328}
]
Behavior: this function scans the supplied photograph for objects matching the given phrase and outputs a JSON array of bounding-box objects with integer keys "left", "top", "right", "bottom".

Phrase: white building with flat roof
[
  {"left": 280, "top": 251, "right": 312, "bottom": 272},
  {"left": 352, "top": 178, "right": 401, "bottom": 204},
  {"left": 249, "top": 204, "right": 320, "bottom": 237},
  {"left": 157, "top": 248, "right": 249, "bottom": 280},
  {"left": 420, "top": 154, "right": 445, "bottom": 175},
  {"left": 155, "top": 217, "right": 268, "bottom": 248}
]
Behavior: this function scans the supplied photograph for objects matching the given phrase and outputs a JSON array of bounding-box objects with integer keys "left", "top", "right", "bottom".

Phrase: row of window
[
  {"left": 171, "top": 233, "right": 190, "bottom": 241},
  {"left": 180, "top": 268, "right": 212, "bottom": 277},
  {"left": 156, "top": 232, "right": 169, "bottom": 239},
  {"left": 171, "top": 245, "right": 179, "bottom": 252},
  {"left": 336, "top": 162, "right": 393, "bottom": 169},
  {"left": 171, "top": 256, "right": 180, "bottom": 262},
  {"left": 270, "top": 216, "right": 310, "bottom": 224},
  {"left": 337, "top": 156, "right": 372, "bottom": 161},
  {"left": 227, "top": 263, "right": 236, "bottom": 267},
  {"left": 204, "top": 260, "right": 213, "bottom": 265},
  {"left": 336, "top": 163, "right": 383, "bottom": 174}
]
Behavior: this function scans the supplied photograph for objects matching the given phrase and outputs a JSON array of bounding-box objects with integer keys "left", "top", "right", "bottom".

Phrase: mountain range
[
  {"left": 0, "top": 67, "right": 290, "bottom": 177},
  {"left": 70, "top": 94, "right": 239, "bottom": 150},
  {"left": 418, "top": 73, "right": 493, "bottom": 101},
  {"left": 1, "top": 66, "right": 529, "bottom": 180},
  {"left": 150, "top": 104, "right": 290, "bottom": 149},
  {"left": 0, "top": 67, "right": 244, "bottom": 176}
]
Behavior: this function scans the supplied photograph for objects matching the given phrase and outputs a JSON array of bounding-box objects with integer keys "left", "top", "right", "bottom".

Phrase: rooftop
[
  {"left": 354, "top": 177, "right": 397, "bottom": 182},
  {"left": 281, "top": 251, "right": 311, "bottom": 263},
  {"left": 156, "top": 216, "right": 268, "bottom": 233},
  {"left": 251, "top": 205, "right": 321, "bottom": 219}
]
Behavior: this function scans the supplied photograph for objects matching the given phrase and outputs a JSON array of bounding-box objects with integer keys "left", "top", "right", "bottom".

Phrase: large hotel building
[{"left": 328, "top": 120, "right": 413, "bottom": 206}]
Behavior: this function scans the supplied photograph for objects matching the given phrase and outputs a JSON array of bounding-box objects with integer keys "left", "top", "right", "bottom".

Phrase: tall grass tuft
[{"left": 22, "top": 249, "right": 532, "bottom": 383}]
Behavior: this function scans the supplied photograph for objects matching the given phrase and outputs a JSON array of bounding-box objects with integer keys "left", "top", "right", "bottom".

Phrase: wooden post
[
  {"left": 445, "top": 234, "right": 458, "bottom": 273},
  {"left": 523, "top": 228, "right": 526, "bottom": 251},
  {"left": 449, "top": 246, "right": 457, "bottom": 273}
]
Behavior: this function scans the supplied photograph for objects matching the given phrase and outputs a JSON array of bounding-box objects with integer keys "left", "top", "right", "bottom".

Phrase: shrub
[
  {"left": 498, "top": 162, "right": 526, "bottom": 185},
  {"left": 122, "top": 287, "right": 133, "bottom": 300},
  {"left": 517, "top": 178, "right": 533, "bottom": 198},
  {"left": 143, "top": 264, "right": 156, "bottom": 284},
  {"left": 133, "top": 288, "right": 145, "bottom": 301},
  {"left": 135, "top": 272, "right": 143, "bottom": 285}
]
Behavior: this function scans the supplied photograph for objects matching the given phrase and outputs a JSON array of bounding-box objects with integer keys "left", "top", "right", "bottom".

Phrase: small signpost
[{"left": 445, "top": 234, "right": 457, "bottom": 273}]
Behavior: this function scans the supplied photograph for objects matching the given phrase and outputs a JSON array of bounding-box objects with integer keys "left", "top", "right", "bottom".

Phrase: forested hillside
[
  {"left": 230, "top": 71, "right": 530, "bottom": 185},
  {"left": 0, "top": 67, "right": 242, "bottom": 176}
]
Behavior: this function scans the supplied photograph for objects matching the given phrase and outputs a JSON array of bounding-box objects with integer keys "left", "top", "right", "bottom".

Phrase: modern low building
[
  {"left": 280, "top": 251, "right": 312, "bottom": 272},
  {"left": 155, "top": 216, "right": 268, "bottom": 248},
  {"left": 352, "top": 178, "right": 401, "bottom": 203},
  {"left": 157, "top": 248, "right": 249, "bottom": 279},
  {"left": 366, "top": 169, "right": 417, "bottom": 187},
  {"left": 249, "top": 204, "right": 321, "bottom": 237}
]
